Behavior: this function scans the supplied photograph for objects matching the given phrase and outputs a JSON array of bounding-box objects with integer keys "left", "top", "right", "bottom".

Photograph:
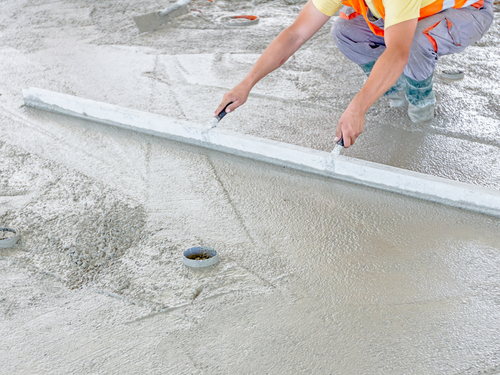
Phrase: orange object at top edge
[{"left": 233, "top": 15, "right": 259, "bottom": 20}]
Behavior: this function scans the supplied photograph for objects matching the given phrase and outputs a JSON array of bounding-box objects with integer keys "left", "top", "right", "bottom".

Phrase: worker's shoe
[
  {"left": 405, "top": 74, "right": 435, "bottom": 123},
  {"left": 407, "top": 102, "right": 435, "bottom": 122},
  {"left": 359, "top": 61, "right": 407, "bottom": 107}
]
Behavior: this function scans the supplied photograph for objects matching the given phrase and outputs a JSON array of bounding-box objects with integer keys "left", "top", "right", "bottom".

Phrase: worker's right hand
[
  {"left": 214, "top": 82, "right": 251, "bottom": 117},
  {"left": 335, "top": 102, "right": 365, "bottom": 148}
]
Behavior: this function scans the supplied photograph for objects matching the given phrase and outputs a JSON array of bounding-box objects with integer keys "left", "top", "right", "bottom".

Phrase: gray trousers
[{"left": 331, "top": 0, "right": 494, "bottom": 81}]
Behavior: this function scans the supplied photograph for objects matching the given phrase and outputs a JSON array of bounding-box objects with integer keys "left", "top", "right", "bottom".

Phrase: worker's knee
[
  {"left": 331, "top": 16, "right": 386, "bottom": 65},
  {"left": 405, "top": 27, "right": 438, "bottom": 81},
  {"left": 406, "top": 4, "right": 494, "bottom": 81},
  {"left": 331, "top": 18, "right": 356, "bottom": 51}
]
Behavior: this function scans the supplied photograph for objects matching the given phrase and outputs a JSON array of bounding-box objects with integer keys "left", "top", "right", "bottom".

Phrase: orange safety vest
[{"left": 340, "top": 0, "right": 484, "bottom": 36}]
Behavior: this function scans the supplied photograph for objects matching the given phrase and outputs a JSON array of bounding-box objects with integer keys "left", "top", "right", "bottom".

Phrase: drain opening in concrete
[
  {"left": 187, "top": 253, "right": 211, "bottom": 260},
  {"left": 441, "top": 69, "right": 465, "bottom": 80},
  {"left": 183, "top": 246, "right": 219, "bottom": 268},
  {"left": 0, "top": 227, "right": 20, "bottom": 248}
]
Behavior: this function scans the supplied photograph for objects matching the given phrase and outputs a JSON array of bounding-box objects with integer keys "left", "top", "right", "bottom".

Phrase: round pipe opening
[
  {"left": 441, "top": 70, "right": 464, "bottom": 80},
  {"left": 183, "top": 246, "right": 219, "bottom": 268},
  {"left": 0, "top": 227, "right": 20, "bottom": 249},
  {"left": 220, "top": 15, "right": 260, "bottom": 26}
]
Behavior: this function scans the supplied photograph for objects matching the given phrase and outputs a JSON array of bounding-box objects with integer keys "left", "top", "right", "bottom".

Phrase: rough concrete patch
[
  {"left": 0, "top": 142, "right": 272, "bottom": 316},
  {"left": 0, "top": 142, "right": 147, "bottom": 289}
]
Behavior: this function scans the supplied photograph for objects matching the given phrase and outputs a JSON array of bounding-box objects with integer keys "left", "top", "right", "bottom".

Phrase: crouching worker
[{"left": 214, "top": 0, "right": 493, "bottom": 147}]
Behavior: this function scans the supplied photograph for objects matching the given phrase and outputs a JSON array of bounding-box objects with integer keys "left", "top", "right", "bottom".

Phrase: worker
[{"left": 214, "top": 0, "right": 493, "bottom": 148}]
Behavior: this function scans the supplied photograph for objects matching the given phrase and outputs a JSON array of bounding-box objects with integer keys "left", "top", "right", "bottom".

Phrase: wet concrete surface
[{"left": 1, "top": 0, "right": 500, "bottom": 374}]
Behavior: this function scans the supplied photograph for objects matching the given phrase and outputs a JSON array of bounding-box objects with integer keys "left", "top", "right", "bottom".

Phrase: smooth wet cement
[{"left": 1, "top": 0, "right": 500, "bottom": 374}]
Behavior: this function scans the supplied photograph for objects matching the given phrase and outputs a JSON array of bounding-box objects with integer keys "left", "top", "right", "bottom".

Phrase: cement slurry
[
  {"left": 2, "top": 127, "right": 500, "bottom": 374},
  {"left": 22, "top": 87, "right": 500, "bottom": 218},
  {"left": 1, "top": 0, "right": 500, "bottom": 374}
]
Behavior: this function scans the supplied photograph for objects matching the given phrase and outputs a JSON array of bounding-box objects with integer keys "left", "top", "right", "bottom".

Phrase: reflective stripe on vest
[{"left": 341, "top": 0, "right": 484, "bottom": 36}]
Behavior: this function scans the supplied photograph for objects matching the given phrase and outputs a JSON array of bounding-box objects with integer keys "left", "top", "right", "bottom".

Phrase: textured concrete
[{"left": 1, "top": 1, "right": 500, "bottom": 374}]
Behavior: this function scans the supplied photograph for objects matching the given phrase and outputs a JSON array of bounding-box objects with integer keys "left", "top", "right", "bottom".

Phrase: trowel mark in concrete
[
  {"left": 205, "top": 156, "right": 257, "bottom": 247},
  {"left": 155, "top": 56, "right": 186, "bottom": 117},
  {"left": 142, "top": 55, "right": 190, "bottom": 119},
  {"left": 203, "top": 155, "right": 285, "bottom": 290}
]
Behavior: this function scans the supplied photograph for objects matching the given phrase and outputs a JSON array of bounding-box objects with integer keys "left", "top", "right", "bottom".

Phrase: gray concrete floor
[{"left": 1, "top": 1, "right": 500, "bottom": 374}]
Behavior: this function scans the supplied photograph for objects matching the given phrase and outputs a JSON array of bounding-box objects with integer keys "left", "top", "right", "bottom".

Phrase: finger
[
  {"left": 345, "top": 132, "right": 359, "bottom": 148},
  {"left": 214, "top": 98, "right": 232, "bottom": 117},
  {"left": 343, "top": 128, "right": 354, "bottom": 148},
  {"left": 225, "top": 100, "right": 240, "bottom": 114},
  {"left": 334, "top": 125, "right": 342, "bottom": 143}
]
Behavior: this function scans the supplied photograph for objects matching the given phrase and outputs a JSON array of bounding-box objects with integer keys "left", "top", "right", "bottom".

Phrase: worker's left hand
[{"left": 335, "top": 104, "right": 365, "bottom": 148}]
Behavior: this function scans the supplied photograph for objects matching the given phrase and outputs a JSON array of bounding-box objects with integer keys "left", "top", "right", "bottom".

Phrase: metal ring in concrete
[
  {"left": 220, "top": 15, "right": 259, "bottom": 27},
  {"left": 183, "top": 247, "right": 219, "bottom": 268},
  {"left": 441, "top": 70, "right": 465, "bottom": 80},
  {"left": 0, "top": 227, "right": 20, "bottom": 248}
]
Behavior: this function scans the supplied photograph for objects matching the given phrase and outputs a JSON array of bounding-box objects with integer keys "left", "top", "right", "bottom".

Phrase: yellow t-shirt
[{"left": 312, "top": 0, "right": 433, "bottom": 29}]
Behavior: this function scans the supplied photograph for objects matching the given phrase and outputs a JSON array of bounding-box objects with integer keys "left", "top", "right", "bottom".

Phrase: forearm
[
  {"left": 335, "top": 47, "right": 409, "bottom": 147},
  {"left": 349, "top": 47, "right": 408, "bottom": 114},
  {"left": 240, "top": 28, "right": 306, "bottom": 90},
  {"left": 239, "top": 0, "right": 330, "bottom": 91},
  {"left": 215, "top": 0, "right": 329, "bottom": 116}
]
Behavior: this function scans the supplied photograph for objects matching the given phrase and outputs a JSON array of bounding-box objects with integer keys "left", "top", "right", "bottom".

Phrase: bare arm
[
  {"left": 215, "top": 0, "right": 330, "bottom": 116},
  {"left": 335, "top": 18, "right": 418, "bottom": 147}
]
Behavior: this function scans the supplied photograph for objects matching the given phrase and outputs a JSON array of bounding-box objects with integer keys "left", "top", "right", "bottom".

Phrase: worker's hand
[
  {"left": 214, "top": 82, "right": 251, "bottom": 117},
  {"left": 334, "top": 103, "right": 365, "bottom": 148}
]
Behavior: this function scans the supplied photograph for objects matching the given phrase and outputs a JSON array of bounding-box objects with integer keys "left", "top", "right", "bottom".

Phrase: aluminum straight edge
[{"left": 22, "top": 87, "right": 500, "bottom": 218}]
